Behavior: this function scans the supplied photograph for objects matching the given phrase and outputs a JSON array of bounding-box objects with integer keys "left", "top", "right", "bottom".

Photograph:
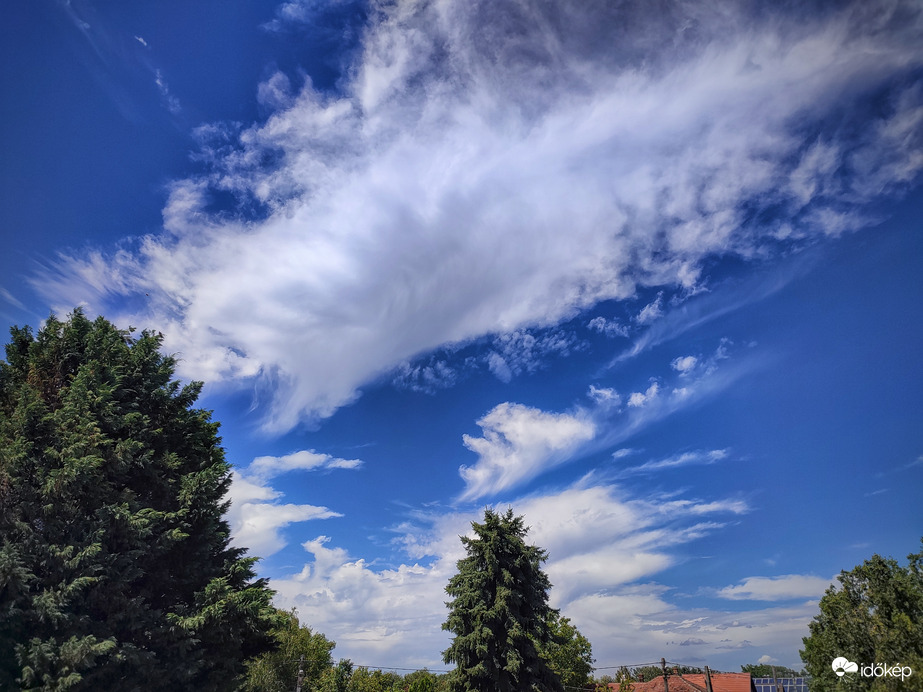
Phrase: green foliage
[
  {"left": 241, "top": 608, "right": 335, "bottom": 691},
  {"left": 739, "top": 664, "right": 805, "bottom": 677},
  {"left": 539, "top": 612, "right": 594, "bottom": 690},
  {"left": 405, "top": 668, "right": 438, "bottom": 692},
  {"left": 320, "top": 658, "right": 354, "bottom": 692},
  {"left": 442, "top": 508, "right": 562, "bottom": 692},
  {"left": 346, "top": 667, "right": 404, "bottom": 692},
  {"left": 800, "top": 540, "right": 923, "bottom": 692},
  {"left": 625, "top": 665, "right": 698, "bottom": 682},
  {"left": 0, "top": 310, "right": 277, "bottom": 690}
]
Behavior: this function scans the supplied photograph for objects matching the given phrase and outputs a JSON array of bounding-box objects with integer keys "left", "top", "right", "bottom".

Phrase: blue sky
[{"left": 2, "top": 0, "right": 922, "bottom": 675}]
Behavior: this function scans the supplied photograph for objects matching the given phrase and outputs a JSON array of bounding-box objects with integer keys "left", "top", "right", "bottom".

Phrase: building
[{"left": 610, "top": 672, "right": 757, "bottom": 692}]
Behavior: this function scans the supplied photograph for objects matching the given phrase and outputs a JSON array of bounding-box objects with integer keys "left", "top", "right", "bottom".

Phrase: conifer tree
[
  {"left": 442, "top": 508, "right": 562, "bottom": 692},
  {"left": 0, "top": 310, "right": 277, "bottom": 690}
]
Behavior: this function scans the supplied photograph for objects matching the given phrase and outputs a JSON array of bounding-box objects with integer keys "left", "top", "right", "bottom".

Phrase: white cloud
[
  {"left": 154, "top": 69, "right": 181, "bottom": 114},
  {"left": 225, "top": 448, "right": 363, "bottom": 557},
  {"left": 249, "top": 449, "right": 363, "bottom": 480},
  {"left": 272, "top": 479, "right": 760, "bottom": 669},
  {"left": 226, "top": 471, "right": 341, "bottom": 558},
  {"left": 486, "top": 329, "right": 577, "bottom": 382},
  {"left": 459, "top": 403, "right": 596, "bottom": 500},
  {"left": 36, "top": 0, "right": 923, "bottom": 432},
  {"left": 628, "top": 382, "right": 660, "bottom": 408},
  {"left": 617, "top": 449, "right": 728, "bottom": 476},
  {"left": 636, "top": 293, "right": 664, "bottom": 325},
  {"left": 716, "top": 574, "right": 835, "bottom": 601},
  {"left": 588, "top": 385, "right": 620, "bottom": 405},
  {"left": 392, "top": 358, "right": 458, "bottom": 393},
  {"left": 672, "top": 355, "right": 698, "bottom": 373},
  {"left": 588, "top": 316, "right": 630, "bottom": 338}
]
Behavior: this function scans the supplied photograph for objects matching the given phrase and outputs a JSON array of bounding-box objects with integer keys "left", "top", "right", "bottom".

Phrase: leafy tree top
[{"left": 800, "top": 539, "right": 923, "bottom": 692}]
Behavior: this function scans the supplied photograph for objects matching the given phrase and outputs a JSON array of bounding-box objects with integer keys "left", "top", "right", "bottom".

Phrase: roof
[
  {"left": 682, "top": 673, "right": 755, "bottom": 692},
  {"left": 609, "top": 672, "right": 755, "bottom": 692}
]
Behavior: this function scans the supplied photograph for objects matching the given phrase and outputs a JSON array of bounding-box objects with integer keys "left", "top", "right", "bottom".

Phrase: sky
[{"left": 2, "top": 0, "right": 922, "bottom": 676}]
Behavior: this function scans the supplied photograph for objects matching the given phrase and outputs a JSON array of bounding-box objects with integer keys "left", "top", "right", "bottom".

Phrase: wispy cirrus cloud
[
  {"left": 35, "top": 0, "right": 923, "bottom": 433},
  {"left": 616, "top": 449, "right": 729, "bottom": 478}
]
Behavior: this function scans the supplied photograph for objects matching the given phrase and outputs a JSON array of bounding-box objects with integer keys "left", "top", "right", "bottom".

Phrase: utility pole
[
  {"left": 662, "top": 658, "right": 670, "bottom": 692},
  {"left": 295, "top": 655, "right": 305, "bottom": 692},
  {"left": 771, "top": 665, "right": 783, "bottom": 692},
  {"left": 704, "top": 666, "right": 714, "bottom": 692}
]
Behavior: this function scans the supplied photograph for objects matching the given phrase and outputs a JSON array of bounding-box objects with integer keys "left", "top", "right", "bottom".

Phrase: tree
[
  {"left": 0, "top": 311, "right": 277, "bottom": 690},
  {"left": 347, "top": 667, "right": 406, "bottom": 692},
  {"left": 442, "top": 508, "right": 562, "bottom": 692},
  {"left": 320, "top": 658, "right": 354, "bottom": 692},
  {"left": 739, "top": 664, "right": 804, "bottom": 678},
  {"left": 241, "top": 608, "right": 335, "bottom": 691},
  {"left": 800, "top": 540, "right": 923, "bottom": 692},
  {"left": 405, "top": 668, "right": 438, "bottom": 692},
  {"left": 347, "top": 667, "right": 404, "bottom": 692},
  {"left": 539, "top": 612, "right": 594, "bottom": 690}
]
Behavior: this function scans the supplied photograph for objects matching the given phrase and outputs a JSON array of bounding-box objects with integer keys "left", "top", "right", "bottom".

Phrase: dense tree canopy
[
  {"left": 800, "top": 540, "right": 923, "bottom": 692},
  {"left": 442, "top": 508, "right": 562, "bottom": 692},
  {"left": 0, "top": 311, "right": 277, "bottom": 690},
  {"left": 739, "top": 664, "right": 805, "bottom": 677},
  {"left": 241, "top": 608, "right": 335, "bottom": 691},
  {"left": 539, "top": 612, "right": 594, "bottom": 690}
]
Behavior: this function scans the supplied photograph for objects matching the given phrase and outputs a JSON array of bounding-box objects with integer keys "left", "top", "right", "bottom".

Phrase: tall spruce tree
[
  {"left": 0, "top": 310, "right": 277, "bottom": 690},
  {"left": 442, "top": 508, "right": 562, "bottom": 692}
]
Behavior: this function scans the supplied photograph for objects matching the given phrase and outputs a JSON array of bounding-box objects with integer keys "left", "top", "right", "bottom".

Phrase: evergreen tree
[
  {"left": 800, "top": 540, "right": 923, "bottom": 692},
  {"left": 442, "top": 508, "right": 562, "bottom": 692},
  {"left": 0, "top": 310, "right": 277, "bottom": 690}
]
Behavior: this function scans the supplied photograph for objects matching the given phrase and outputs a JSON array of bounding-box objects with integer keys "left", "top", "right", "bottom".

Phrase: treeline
[{"left": 240, "top": 609, "right": 446, "bottom": 691}]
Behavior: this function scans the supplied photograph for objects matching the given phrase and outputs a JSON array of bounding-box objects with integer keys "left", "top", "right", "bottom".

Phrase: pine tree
[
  {"left": 0, "top": 310, "right": 277, "bottom": 690},
  {"left": 442, "top": 508, "right": 562, "bottom": 692}
]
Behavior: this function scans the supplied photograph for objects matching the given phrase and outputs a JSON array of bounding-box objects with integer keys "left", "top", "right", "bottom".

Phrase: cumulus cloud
[
  {"left": 36, "top": 0, "right": 923, "bottom": 432},
  {"left": 459, "top": 403, "right": 596, "bottom": 501},
  {"left": 672, "top": 355, "right": 698, "bottom": 373},
  {"left": 588, "top": 384, "right": 620, "bottom": 405},
  {"left": 225, "top": 471, "right": 341, "bottom": 557},
  {"left": 272, "top": 479, "right": 759, "bottom": 669},
  {"left": 628, "top": 382, "right": 661, "bottom": 408},
  {"left": 225, "top": 448, "right": 363, "bottom": 557},
  {"left": 716, "top": 574, "right": 835, "bottom": 601}
]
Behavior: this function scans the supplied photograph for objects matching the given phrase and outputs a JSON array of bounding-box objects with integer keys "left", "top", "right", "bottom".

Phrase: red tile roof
[
  {"left": 609, "top": 672, "right": 755, "bottom": 692},
  {"left": 682, "top": 673, "right": 754, "bottom": 692}
]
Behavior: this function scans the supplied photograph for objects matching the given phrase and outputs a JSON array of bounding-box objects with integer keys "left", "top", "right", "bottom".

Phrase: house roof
[
  {"left": 682, "top": 673, "right": 755, "bottom": 692},
  {"left": 609, "top": 672, "right": 755, "bottom": 692}
]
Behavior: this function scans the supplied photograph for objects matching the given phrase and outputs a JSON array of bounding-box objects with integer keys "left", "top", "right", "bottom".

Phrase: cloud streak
[{"left": 36, "top": 0, "right": 923, "bottom": 432}]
